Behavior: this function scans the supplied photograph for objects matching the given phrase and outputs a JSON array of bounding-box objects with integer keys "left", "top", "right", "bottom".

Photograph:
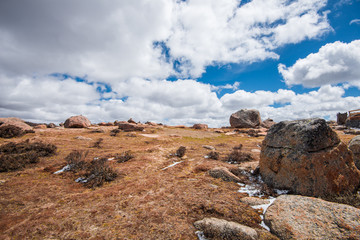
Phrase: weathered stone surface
[
  {"left": 47, "top": 123, "right": 57, "bottom": 128},
  {"left": 64, "top": 115, "right": 91, "bottom": 128},
  {"left": 193, "top": 124, "right": 208, "bottom": 130},
  {"left": 337, "top": 112, "right": 348, "bottom": 125},
  {"left": 127, "top": 118, "right": 136, "bottom": 124},
  {"left": 230, "top": 109, "right": 261, "bottom": 128},
  {"left": 260, "top": 118, "right": 360, "bottom": 197},
  {"left": 117, "top": 123, "right": 144, "bottom": 132},
  {"left": 349, "top": 135, "right": 360, "bottom": 170},
  {"left": 346, "top": 115, "right": 360, "bottom": 128},
  {"left": 34, "top": 124, "right": 47, "bottom": 129},
  {"left": 194, "top": 217, "right": 258, "bottom": 240},
  {"left": 0, "top": 117, "right": 33, "bottom": 131},
  {"left": 208, "top": 167, "right": 241, "bottom": 183},
  {"left": 265, "top": 195, "right": 360, "bottom": 240},
  {"left": 261, "top": 119, "right": 276, "bottom": 129}
]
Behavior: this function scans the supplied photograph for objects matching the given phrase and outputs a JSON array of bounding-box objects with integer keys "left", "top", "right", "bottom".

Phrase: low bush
[
  {"left": 207, "top": 151, "right": 219, "bottom": 160},
  {"left": 63, "top": 150, "right": 118, "bottom": 188},
  {"left": 0, "top": 125, "right": 25, "bottom": 138},
  {"left": 116, "top": 151, "right": 134, "bottom": 163},
  {"left": 225, "top": 150, "right": 253, "bottom": 164},
  {"left": 175, "top": 146, "right": 186, "bottom": 158},
  {"left": 0, "top": 140, "right": 57, "bottom": 171},
  {"left": 92, "top": 138, "right": 103, "bottom": 148}
]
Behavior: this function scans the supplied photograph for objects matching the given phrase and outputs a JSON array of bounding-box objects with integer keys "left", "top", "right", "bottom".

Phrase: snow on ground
[
  {"left": 161, "top": 161, "right": 183, "bottom": 170},
  {"left": 53, "top": 165, "right": 71, "bottom": 174}
]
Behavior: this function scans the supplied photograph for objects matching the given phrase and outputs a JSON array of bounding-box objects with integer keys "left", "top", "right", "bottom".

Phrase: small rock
[
  {"left": 194, "top": 217, "right": 258, "bottom": 240},
  {"left": 193, "top": 124, "right": 208, "bottom": 130},
  {"left": 128, "top": 118, "right": 136, "bottom": 124},
  {"left": 225, "top": 132, "right": 237, "bottom": 136},
  {"left": 261, "top": 118, "right": 276, "bottom": 129},
  {"left": 230, "top": 109, "right": 261, "bottom": 128},
  {"left": 265, "top": 195, "right": 360, "bottom": 240},
  {"left": 251, "top": 149, "right": 261, "bottom": 153},
  {"left": 203, "top": 145, "right": 215, "bottom": 150},
  {"left": 169, "top": 134, "right": 180, "bottom": 137},
  {"left": 208, "top": 167, "right": 241, "bottom": 183},
  {"left": 47, "top": 123, "right": 57, "bottom": 128},
  {"left": 74, "top": 136, "right": 93, "bottom": 141},
  {"left": 117, "top": 123, "right": 144, "bottom": 132},
  {"left": 349, "top": 135, "right": 360, "bottom": 169}
]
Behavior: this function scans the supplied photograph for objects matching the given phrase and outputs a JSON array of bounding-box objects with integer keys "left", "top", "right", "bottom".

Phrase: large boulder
[
  {"left": 193, "top": 123, "right": 208, "bottom": 130},
  {"left": 349, "top": 135, "right": 360, "bottom": 170},
  {"left": 0, "top": 117, "right": 33, "bottom": 131},
  {"left": 346, "top": 115, "right": 360, "bottom": 128},
  {"left": 230, "top": 109, "right": 261, "bottom": 128},
  {"left": 261, "top": 118, "right": 276, "bottom": 129},
  {"left": 194, "top": 218, "right": 258, "bottom": 240},
  {"left": 336, "top": 112, "right": 347, "bottom": 125},
  {"left": 265, "top": 195, "right": 360, "bottom": 240},
  {"left": 64, "top": 115, "right": 91, "bottom": 128},
  {"left": 260, "top": 118, "right": 360, "bottom": 197}
]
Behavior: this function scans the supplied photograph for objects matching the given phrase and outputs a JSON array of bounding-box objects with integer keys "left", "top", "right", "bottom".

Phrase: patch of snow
[
  {"left": 53, "top": 165, "right": 71, "bottom": 174},
  {"left": 196, "top": 231, "right": 208, "bottom": 240},
  {"left": 108, "top": 157, "right": 115, "bottom": 161},
  {"left": 238, "top": 183, "right": 264, "bottom": 197},
  {"left": 274, "top": 189, "right": 290, "bottom": 195},
  {"left": 75, "top": 177, "right": 88, "bottom": 183},
  {"left": 251, "top": 197, "right": 276, "bottom": 231},
  {"left": 161, "top": 161, "right": 183, "bottom": 170},
  {"left": 204, "top": 155, "right": 209, "bottom": 159}
]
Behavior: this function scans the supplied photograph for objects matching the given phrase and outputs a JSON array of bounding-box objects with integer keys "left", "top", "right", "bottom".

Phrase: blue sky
[{"left": 0, "top": 0, "right": 359, "bottom": 127}]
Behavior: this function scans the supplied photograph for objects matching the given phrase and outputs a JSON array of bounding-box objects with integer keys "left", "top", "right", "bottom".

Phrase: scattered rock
[
  {"left": 74, "top": 136, "right": 93, "bottom": 141},
  {"left": 337, "top": 112, "right": 348, "bottom": 125},
  {"left": 230, "top": 109, "right": 261, "bottom": 128},
  {"left": 349, "top": 135, "right": 360, "bottom": 169},
  {"left": 169, "top": 134, "right": 180, "bottom": 137},
  {"left": 47, "top": 123, "right": 57, "bottom": 128},
  {"left": 117, "top": 123, "right": 144, "bottom": 132},
  {"left": 346, "top": 115, "right": 360, "bottom": 128},
  {"left": 240, "top": 197, "right": 270, "bottom": 206},
  {"left": 127, "top": 118, "right": 136, "bottom": 124},
  {"left": 261, "top": 119, "right": 276, "bottom": 129},
  {"left": 260, "top": 118, "right": 360, "bottom": 197},
  {"left": 145, "top": 121, "right": 157, "bottom": 126},
  {"left": 193, "top": 124, "right": 208, "bottom": 130},
  {"left": 265, "top": 195, "right": 360, "bottom": 240},
  {"left": 225, "top": 132, "right": 237, "bottom": 136},
  {"left": 215, "top": 130, "right": 224, "bottom": 133},
  {"left": 64, "top": 115, "right": 91, "bottom": 128},
  {"left": 98, "top": 122, "right": 114, "bottom": 126},
  {"left": 203, "top": 145, "right": 215, "bottom": 150},
  {"left": 89, "top": 128, "right": 105, "bottom": 133},
  {"left": 208, "top": 167, "right": 241, "bottom": 182},
  {"left": 194, "top": 217, "right": 258, "bottom": 240},
  {"left": 333, "top": 125, "right": 348, "bottom": 130},
  {"left": 175, "top": 146, "right": 186, "bottom": 158},
  {"left": 0, "top": 117, "right": 33, "bottom": 131},
  {"left": 34, "top": 124, "right": 47, "bottom": 129},
  {"left": 251, "top": 149, "right": 261, "bottom": 153},
  {"left": 174, "top": 125, "right": 186, "bottom": 128},
  {"left": 344, "top": 128, "right": 360, "bottom": 135}
]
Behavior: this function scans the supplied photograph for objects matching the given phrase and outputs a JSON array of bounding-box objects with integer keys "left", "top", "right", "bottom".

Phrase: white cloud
[
  {"left": 350, "top": 19, "right": 360, "bottom": 25},
  {"left": 279, "top": 40, "right": 360, "bottom": 88}
]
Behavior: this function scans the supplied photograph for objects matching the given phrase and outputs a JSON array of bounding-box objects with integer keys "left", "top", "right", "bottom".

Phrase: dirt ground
[{"left": 0, "top": 125, "right": 356, "bottom": 239}]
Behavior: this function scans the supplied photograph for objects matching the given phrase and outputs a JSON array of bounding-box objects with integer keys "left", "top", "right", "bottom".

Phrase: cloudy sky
[{"left": 0, "top": 0, "right": 359, "bottom": 127}]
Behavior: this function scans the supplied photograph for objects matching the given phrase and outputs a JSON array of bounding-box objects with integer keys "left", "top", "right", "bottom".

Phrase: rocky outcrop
[
  {"left": 0, "top": 117, "right": 33, "bottom": 131},
  {"left": 261, "top": 119, "right": 276, "bottom": 129},
  {"left": 265, "top": 195, "right": 360, "bottom": 240},
  {"left": 193, "top": 124, "right": 208, "bottom": 130},
  {"left": 349, "top": 135, "right": 360, "bottom": 170},
  {"left": 337, "top": 112, "right": 347, "bottom": 125},
  {"left": 34, "top": 124, "right": 47, "bottom": 129},
  {"left": 260, "top": 118, "right": 360, "bottom": 197},
  {"left": 127, "top": 118, "right": 136, "bottom": 124},
  {"left": 346, "top": 114, "right": 360, "bottom": 128},
  {"left": 64, "top": 115, "right": 91, "bottom": 128},
  {"left": 194, "top": 218, "right": 258, "bottom": 240},
  {"left": 47, "top": 123, "right": 57, "bottom": 128},
  {"left": 230, "top": 109, "right": 261, "bottom": 128},
  {"left": 117, "top": 123, "right": 144, "bottom": 132},
  {"left": 208, "top": 167, "right": 241, "bottom": 183}
]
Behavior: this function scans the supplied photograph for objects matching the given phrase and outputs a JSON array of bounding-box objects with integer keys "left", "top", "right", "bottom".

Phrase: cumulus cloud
[
  {"left": 350, "top": 19, "right": 360, "bottom": 25},
  {"left": 279, "top": 40, "right": 360, "bottom": 88},
  {"left": 0, "top": 0, "right": 346, "bottom": 126}
]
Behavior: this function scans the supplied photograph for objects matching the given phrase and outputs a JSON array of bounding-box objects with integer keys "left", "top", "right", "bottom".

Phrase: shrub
[
  {"left": 0, "top": 140, "right": 57, "bottom": 171},
  {"left": 175, "top": 146, "right": 186, "bottom": 158},
  {"left": 0, "top": 125, "right": 25, "bottom": 138},
  {"left": 63, "top": 150, "right": 118, "bottom": 188},
  {"left": 225, "top": 150, "right": 253, "bottom": 164},
  {"left": 207, "top": 151, "right": 219, "bottom": 160},
  {"left": 116, "top": 151, "right": 134, "bottom": 163},
  {"left": 322, "top": 191, "right": 360, "bottom": 209},
  {"left": 92, "top": 138, "right": 103, "bottom": 148},
  {"left": 110, "top": 129, "right": 121, "bottom": 136}
]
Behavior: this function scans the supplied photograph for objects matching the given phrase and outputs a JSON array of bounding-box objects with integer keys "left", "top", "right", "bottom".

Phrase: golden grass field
[{"left": 0, "top": 125, "right": 356, "bottom": 239}]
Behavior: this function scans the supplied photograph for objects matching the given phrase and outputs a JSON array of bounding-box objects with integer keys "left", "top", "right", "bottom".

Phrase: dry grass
[{"left": 0, "top": 126, "right": 281, "bottom": 239}]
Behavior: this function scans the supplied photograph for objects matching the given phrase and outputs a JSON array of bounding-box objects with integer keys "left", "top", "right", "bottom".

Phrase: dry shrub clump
[
  {"left": 92, "top": 138, "right": 103, "bottom": 148},
  {"left": 226, "top": 150, "right": 253, "bottom": 164},
  {"left": 0, "top": 125, "right": 25, "bottom": 138},
  {"left": 175, "top": 146, "right": 186, "bottom": 158},
  {"left": 322, "top": 191, "right": 360, "bottom": 209},
  {"left": 116, "top": 151, "right": 134, "bottom": 163},
  {"left": 207, "top": 151, "right": 220, "bottom": 160},
  {"left": 0, "top": 140, "right": 57, "bottom": 171},
  {"left": 64, "top": 150, "right": 118, "bottom": 188},
  {"left": 110, "top": 129, "right": 121, "bottom": 136}
]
